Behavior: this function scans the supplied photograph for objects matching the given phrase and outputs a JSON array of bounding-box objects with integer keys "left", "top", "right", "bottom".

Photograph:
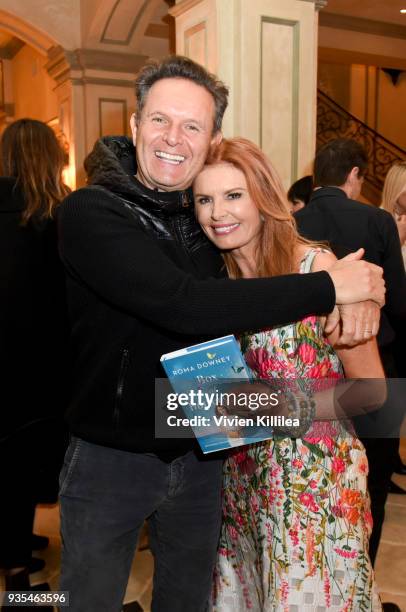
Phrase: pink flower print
[
  {"left": 292, "top": 457, "right": 303, "bottom": 469},
  {"left": 244, "top": 347, "right": 268, "bottom": 372},
  {"left": 258, "top": 356, "right": 297, "bottom": 380},
  {"left": 309, "top": 479, "right": 317, "bottom": 489},
  {"left": 228, "top": 525, "right": 239, "bottom": 540},
  {"left": 305, "top": 434, "right": 334, "bottom": 454},
  {"left": 324, "top": 568, "right": 331, "bottom": 607},
  {"left": 305, "top": 523, "right": 316, "bottom": 576},
  {"left": 331, "top": 504, "right": 344, "bottom": 518},
  {"left": 298, "top": 342, "right": 317, "bottom": 365},
  {"left": 299, "top": 491, "right": 319, "bottom": 512},
  {"left": 232, "top": 450, "right": 248, "bottom": 464},
  {"left": 250, "top": 495, "right": 259, "bottom": 514},
  {"left": 281, "top": 580, "right": 289, "bottom": 605},
  {"left": 332, "top": 456, "right": 346, "bottom": 473},
  {"left": 302, "top": 315, "right": 317, "bottom": 330},
  {"left": 333, "top": 547, "right": 358, "bottom": 559},
  {"left": 235, "top": 514, "right": 245, "bottom": 527},
  {"left": 289, "top": 528, "right": 299, "bottom": 546},
  {"left": 364, "top": 510, "right": 373, "bottom": 529},
  {"left": 298, "top": 492, "right": 315, "bottom": 508}
]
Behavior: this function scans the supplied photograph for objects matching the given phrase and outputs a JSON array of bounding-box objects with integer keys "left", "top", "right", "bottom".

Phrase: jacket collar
[
  {"left": 84, "top": 136, "right": 193, "bottom": 214},
  {"left": 309, "top": 186, "right": 348, "bottom": 204}
]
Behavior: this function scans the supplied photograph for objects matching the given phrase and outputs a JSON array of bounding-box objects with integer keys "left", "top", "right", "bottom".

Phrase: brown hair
[
  {"left": 134, "top": 55, "right": 229, "bottom": 133},
  {"left": 314, "top": 138, "right": 368, "bottom": 187},
  {"left": 0, "top": 118, "right": 70, "bottom": 224},
  {"left": 204, "top": 137, "right": 314, "bottom": 278}
]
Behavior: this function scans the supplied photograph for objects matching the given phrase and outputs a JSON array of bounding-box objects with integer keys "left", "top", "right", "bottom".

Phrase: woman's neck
[{"left": 231, "top": 245, "right": 258, "bottom": 279}]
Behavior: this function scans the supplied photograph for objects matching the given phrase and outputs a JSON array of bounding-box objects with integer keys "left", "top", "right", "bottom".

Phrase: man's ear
[
  {"left": 130, "top": 113, "right": 137, "bottom": 146},
  {"left": 210, "top": 130, "right": 223, "bottom": 148},
  {"left": 349, "top": 166, "right": 360, "bottom": 182}
]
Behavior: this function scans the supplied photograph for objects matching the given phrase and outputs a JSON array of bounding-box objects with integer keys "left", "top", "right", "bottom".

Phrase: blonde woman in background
[{"left": 382, "top": 161, "right": 406, "bottom": 270}]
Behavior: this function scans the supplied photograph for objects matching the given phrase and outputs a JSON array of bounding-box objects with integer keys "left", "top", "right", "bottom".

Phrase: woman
[
  {"left": 193, "top": 138, "right": 383, "bottom": 611},
  {"left": 0, "top": 119, "right": 70, "bottom": 589},
  {"left": 381, "top": 161, "right": 406, "bottom": 270}
]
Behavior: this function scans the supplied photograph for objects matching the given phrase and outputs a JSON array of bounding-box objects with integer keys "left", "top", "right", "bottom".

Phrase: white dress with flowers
[{"left": 212, "top": 250, "right": 381, "bottom": 612}]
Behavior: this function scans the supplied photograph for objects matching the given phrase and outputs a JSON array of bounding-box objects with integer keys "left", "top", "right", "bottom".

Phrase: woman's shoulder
[{"left": 296, "top": 245, "right": 337, "bottom": 274}]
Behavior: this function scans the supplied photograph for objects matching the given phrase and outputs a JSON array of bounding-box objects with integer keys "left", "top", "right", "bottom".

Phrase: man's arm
[{"left": 58, "top": 189, "right": 384, "bottom": 337}]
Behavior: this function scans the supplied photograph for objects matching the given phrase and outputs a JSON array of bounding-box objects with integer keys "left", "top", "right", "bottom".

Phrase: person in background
[
  {"left": 0, "top": 119, "right": 70, "bottom": 595},
  {"left": 295, "top": 139, "right": 406, "bottom": 612},
  {"left": 382, "top": 161, "right": 406, "bottom": 271},
  {"left": 287, "top": 174, "right": 313, "bottom": 213},
  {"left": 381, "top": 161, "right": 406, "bottom": 489}
]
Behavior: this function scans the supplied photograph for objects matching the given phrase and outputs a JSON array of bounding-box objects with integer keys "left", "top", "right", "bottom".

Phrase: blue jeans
[{"left": 59, "top": 438, "right": 223, "bottom": 612}]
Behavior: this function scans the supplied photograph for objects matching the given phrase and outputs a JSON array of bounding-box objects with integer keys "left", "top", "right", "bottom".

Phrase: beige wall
[
  {"left": 11, "top": 45, "right": 58, "bottom": 122},
  {"left": 0, "top": 0, "right": 80, "bottom": 50},
  {"left": 378, "top": 71, "right": 406, "bottom": 150},
  {"left": 318, "top": 62, "right": 351, "bottom": 109},
  {"left": 318, "top": 60, "right": 406, "bottom": 150},
  {"left": 318, "top": 26, "right": 406, "bottom": 62}
]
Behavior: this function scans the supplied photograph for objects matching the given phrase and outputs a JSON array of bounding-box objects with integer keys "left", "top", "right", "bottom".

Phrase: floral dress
[{"left": 212, "top": 250, "right": 381, "bottom": 612}]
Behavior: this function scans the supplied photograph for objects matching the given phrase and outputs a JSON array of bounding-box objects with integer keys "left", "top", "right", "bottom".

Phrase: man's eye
[
  {"left": 186, "top": 124, "right": 199, "bottom": 132},
  {"left": 152, "top": 116, "right": 165, "bottom": 123},
  {"left": 228, "top": 192, "right": 242, "bottom": 200}
]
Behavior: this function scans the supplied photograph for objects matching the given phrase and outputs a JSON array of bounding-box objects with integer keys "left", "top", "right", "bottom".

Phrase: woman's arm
[{"left": 311, "top": 250, "right": 386, "bottom": 419}]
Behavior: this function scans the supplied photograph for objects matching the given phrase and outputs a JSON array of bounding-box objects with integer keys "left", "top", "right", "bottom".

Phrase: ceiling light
[{"left": 401, "top": 8, "right": 406, "bottom": 13}]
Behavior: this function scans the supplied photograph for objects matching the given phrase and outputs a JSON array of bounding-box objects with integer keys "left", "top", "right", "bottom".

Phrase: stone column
[
  {"left": 170, "top": 0, "right": 327, "bottom": 188},
  {"left": 45, "top": 47, "right": 147, "bottom": 187}
]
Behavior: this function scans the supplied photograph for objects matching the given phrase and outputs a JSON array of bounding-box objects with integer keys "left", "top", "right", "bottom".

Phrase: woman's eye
[
  {"left": 197, "top": 197, "right": 210, "bottom": 205},
  {"left": 228, "top": 192, "right": 242, "bottom": 200}
]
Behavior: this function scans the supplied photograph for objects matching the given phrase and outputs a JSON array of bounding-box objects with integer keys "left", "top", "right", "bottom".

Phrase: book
[{"left": 160, "top": 335, "right": 276, "bottom": 453}]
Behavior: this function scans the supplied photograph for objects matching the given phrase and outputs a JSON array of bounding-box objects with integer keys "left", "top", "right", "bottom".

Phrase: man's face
[{"left": 131, "top": 78, "right": 222, "bottom": 192}]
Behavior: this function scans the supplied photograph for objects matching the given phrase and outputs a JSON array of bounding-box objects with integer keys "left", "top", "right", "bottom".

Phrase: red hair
[{"left": 205, "top": 137, "right": 309, "bottom": 278}]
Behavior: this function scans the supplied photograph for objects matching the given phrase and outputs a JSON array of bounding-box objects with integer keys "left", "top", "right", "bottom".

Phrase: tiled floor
[{"left": 3, "top": 441, "right": 406, "bottom": 611}]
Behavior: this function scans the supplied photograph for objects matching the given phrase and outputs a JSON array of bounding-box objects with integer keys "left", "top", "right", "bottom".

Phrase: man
[
  {"left": 296, "top": 138, "right": 406, "bottom": 610},
  {"left": 58, "top": 58, "right": 384, "bottom": 611}
]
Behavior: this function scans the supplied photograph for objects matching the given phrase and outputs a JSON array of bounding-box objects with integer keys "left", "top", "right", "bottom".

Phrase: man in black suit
[{"left": 295, "top": 139, "right": 406, "bottom": 582}]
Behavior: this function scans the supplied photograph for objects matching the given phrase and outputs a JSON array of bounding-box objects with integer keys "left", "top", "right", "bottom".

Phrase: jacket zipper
[{"left": 113, "top": 349, "right": 129, "bottom": 429}]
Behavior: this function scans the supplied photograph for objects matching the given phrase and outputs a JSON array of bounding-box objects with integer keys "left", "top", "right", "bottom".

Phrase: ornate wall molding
[
  {"left": 299, "top": 0, "right": 328, "bottom": 11},
  {"left": 45, "top": 46, "right": 147, "bottom": 85},
  {"left": 319, "top": 12, "right": 406, "bottom": 40}
]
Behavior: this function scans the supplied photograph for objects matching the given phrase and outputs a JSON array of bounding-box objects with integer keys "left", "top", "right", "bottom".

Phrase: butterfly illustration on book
[
  {"left": 231, "top": 365, "right": 245, "bottom": 374},
  {"left": 207, "top": 352, "right": 216, "bottom": 359}
]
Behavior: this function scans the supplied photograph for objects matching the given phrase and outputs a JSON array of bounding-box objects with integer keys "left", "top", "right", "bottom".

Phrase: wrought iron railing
[{"left": 317, "top": 89, "right": 406, "bottom": 194}]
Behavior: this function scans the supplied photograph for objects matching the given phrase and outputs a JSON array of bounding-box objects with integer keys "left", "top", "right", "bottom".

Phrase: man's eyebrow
[{"left": 147, "top": 111, "right": 206, "bottom": 128}]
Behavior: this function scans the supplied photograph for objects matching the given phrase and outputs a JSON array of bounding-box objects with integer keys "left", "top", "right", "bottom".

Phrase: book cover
[{"left": 160, "top": 335, "right": 275, "bottom": 453}]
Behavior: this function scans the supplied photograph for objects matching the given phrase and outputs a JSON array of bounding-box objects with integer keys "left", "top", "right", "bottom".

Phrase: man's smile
[{"left": 155, "top": 150, "right": 186, "bottom": 164}]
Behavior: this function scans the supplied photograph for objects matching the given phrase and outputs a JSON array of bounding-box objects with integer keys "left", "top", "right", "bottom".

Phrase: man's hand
[
  {"left": 328, "top": 248, "right": 385, "bottom": 307},
  {"left": 330, "top": 301, "right": 381, "bottom": 346}
]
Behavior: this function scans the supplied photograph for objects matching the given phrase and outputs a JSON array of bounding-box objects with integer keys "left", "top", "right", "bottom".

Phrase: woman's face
[
  {"left": 193, "top": 162, "right": 262, "bottom": 254},
  {"left": 395, "top": 190, "right": 406, "bottom": 218}
]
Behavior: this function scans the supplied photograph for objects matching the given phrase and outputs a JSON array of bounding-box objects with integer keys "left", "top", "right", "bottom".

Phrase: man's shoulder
[{"left": 60, "top": 185, "right": 122, "bottom": 210}]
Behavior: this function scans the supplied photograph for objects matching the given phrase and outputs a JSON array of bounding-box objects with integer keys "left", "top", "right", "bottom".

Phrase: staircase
[{"left": 317, "top": 89, "right": 406, "bottom": 205}]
